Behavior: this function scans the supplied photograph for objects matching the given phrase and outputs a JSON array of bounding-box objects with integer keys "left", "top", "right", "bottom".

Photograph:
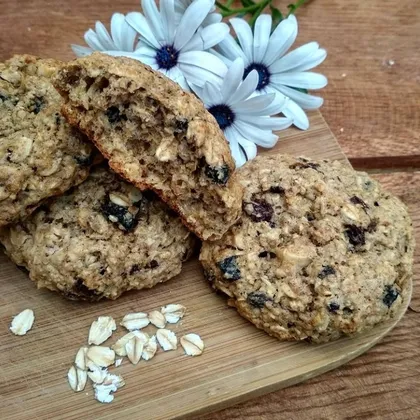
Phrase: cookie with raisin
[
  {"left": 0, "top": 166, "right": 196, "bottom": 301},
  {"left": 200, "top": 154, "right": 414, "bottom": 343},
  {"left": 0, "top": 55, "right": 93, "bottom": 226}
]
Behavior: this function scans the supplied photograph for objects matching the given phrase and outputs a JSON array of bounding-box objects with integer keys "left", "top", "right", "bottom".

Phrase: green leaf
[
  {"left": 291, "top": 87, "right": 309, "bottom": 94},
  {"left": 270, "top": 5, "right": 284, "bottom": 28},
  {"left": 241, "top": 0, "right": 256, "bottom": 6}
]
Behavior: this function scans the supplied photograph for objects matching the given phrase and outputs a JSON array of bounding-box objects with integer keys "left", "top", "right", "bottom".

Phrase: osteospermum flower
[
  {"left": 72, "top": 13, "right": 140, "bottom": 58},
  {"left": 126, "top": 0, "right": 229, "bottom": 91},
  {"left": 174, "top": 0, "right": 222, "bottom": 26},
  {"left": 215, "top": 14, "right": 328, "bottom": 130},
  {"left": 192, "top": 58, "right": 292, "bottom": 167}
]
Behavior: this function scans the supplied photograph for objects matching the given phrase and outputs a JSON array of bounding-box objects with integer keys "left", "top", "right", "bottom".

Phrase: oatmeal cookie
[
  {"left": 0, "top": 166, "right": 196, "bottom": 301},
  {"left": 200, "top": 155, "right": 414, "bottom": 343},
  {"left": 0, "top": 55, "right": 93, "bottom": 226},
  {"left": 52, "top": 53, "right": 243, "bottom": 241}
]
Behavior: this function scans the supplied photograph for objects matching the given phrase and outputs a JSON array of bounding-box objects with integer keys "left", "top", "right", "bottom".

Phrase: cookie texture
[
  {"left": 0, "top": 55, "right": 93, "bottom": 226},
  {"left": 200, "top": 155, "right": 414, "bottom": 343},
  {"left": 0, "top": 166, "right": 196, "bottom": 301},
  {"left": 52, "top": 53, "right": 243, "bottom": 241}
]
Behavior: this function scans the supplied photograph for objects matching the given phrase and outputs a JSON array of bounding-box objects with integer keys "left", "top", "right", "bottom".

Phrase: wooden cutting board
[{"left": 0, "top": 111, "right": 411, "bottom": 420}]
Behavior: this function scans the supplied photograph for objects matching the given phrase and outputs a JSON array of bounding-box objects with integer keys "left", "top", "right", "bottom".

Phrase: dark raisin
[
  {"left": 366, "top": 219, "right": 378, "bottom": 233},
  {"left": 343, "top": 307, "right": 353, "bottom": 316},
  {"left": 106, "top": 106, "right": 127, "bottom": 124},
  {"left": 374, "top": 201, "right": 380, "bottom": 207},
  {"left": 306, "top": 213, "right": 315, "bottom": 222},
  {"left": 245, "top": 199, "right": 274, "bottom": 223},
  {"left": 6, "top": 148, "right": 12, "bottom": 162},
  {"left": 318, "top": 265, "right": 336, "bottom": 279},
  {"left": 130, "top": 264, "right": 140, "bottom": 275},
  {"left": 148, "top": 260, "right": 159, "bottom": 269},
  {"left": 269, "top": 185, "right": 285, "bottom": 194},
  {"left": 99, "top": 267, "right": 106, "bottom": 275},
  {"left": 17, "top": 265, "right": 30, "bottom": 276},
  {"left": 74, "top": 154, "right": 93, "bottom": 166},
  {"left": 383, "top": 285, "right": 399, "bottom": 308},
  {"left": 350, "top": 196, "right": 369, "bottom": 210},
  {"left": 31, "top": 97, "right": 44, "bottom": 114},
  {"left": 204, "top": 164, "right": 230, "bottom": 185},
  {"left": 345, "top": 224, "right": 366, "bottom": 246},
  {"left": 217, "top": 256, "right": 241, "bottom": 281},
  {"left": 258, "top": 251, "right": 276, "bottom": 259},
  {"left": 287, "top": 322, "right": 296, "bottom": 328},
  {"left": 247, "top": 292, "right": 270, "bottom": 309},
  {"left": 0, "top": 92, "right": 8, "bottom": 101},
  {"left": 71, "top": 278, "right": 100, "bottom": 300},
  {"left": 174, "top": 118, "right": 188, "bottom": 134},
  {"left": 289, "top": 162, "right": 321, "bottom": 171},
  {"left": 101, "top": 198, "right": 138, "bottom": 231},
  {"left": 328, "top": 302, "right": 340, "bottom": 313}
]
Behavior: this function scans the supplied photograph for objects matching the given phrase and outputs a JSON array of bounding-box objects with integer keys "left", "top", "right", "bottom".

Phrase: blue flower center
[
  {"left": 244, "top": 63, "right": 271, "bottom": 91},
  {"left": 156, "top": 45, "right": 179, "bottom": 70},
  {"left": 208, "top": 104, "right": 235, "bottom": 130}
]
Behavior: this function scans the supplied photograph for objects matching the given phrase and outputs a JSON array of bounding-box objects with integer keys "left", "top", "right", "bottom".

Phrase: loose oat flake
[
  {"left": 88, "top": 316, "right": 116, "bottom": 345},
  {"left": 87, "top": 346, "right": 115, "bottom": 367},
  {"left": 142, "top": 335, "right": 158, "bottom": 361},
  {"left": 68, "top": 365, "right": 88, "bottom": 392},
  {"left": 180, "top": 334, "right": 204, "bottom": 356},
  {"left": 10, "top": 309, "right": 35, "bottom": 336},
  {"left": 120, "top": 312, "right": 150, "bottom": 331},
  {"left": 112, "top": 331, "right": 145, "bottom": 357},
  {"left": 94, "top": 382, "right": 117, "bottom": 404},
  {"left": 125, "top": 332, "right": 149, "bottom": 365},
  {"left": 156, "top": 329, "right": 178, "bottom": 351},
  {"left": 75, "top": 346, "right": 88, "bottom": 371},
  {"left": 148, "top": 310, "right": 166, "bottom": 329},
  {"left": 161, "top": 304, "right": 186, "bottom": 324},
  {"left": 87, "top": 361, "right": 108, "bottom": 384},
  {"left": 115, "top": 358, "right": 123, "bottom": 367}
]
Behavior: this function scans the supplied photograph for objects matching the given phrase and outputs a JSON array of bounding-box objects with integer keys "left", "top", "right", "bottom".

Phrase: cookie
[
  {"left": 52, "top": 53, "right": 243, "bottom": 241},
  {"left": 0, "top": 166, "right": 196, "bottom": 301},
  {"left": 200, "top": 155, "right": 414, "bottom": 343},
  {"left": 0, "top": 55, "right": 94, "bottom": 227}
]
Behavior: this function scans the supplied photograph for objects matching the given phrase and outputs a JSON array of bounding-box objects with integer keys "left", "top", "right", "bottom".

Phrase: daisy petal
[
  {"left": 269, "top": 42, "right": 320, "bottom": 73},
  {"left": 292, "top": 48, "right": 327, "bottom": 73},
  {"left": 94, "top": 21, "right": 115, "bottom": 50},
  {"left": 127, "top": 12, "right": 160, "bottom": 49},
  {"left": 224, "top": 127, "right": 247, "bottom": 167},
  {"left": 160, "top": 0, "right": 176, "bottom": 43},
  {"left": 230, "top": 18, "right": 254, "bottom": 62},
  {"left": 208, "top": 48, "right": 232, "bottom": 66},
  {"left": 264, "top": 16, "right": 298, "bottom": 66},
  {"left": 203, "top": 13, "right": 223, "bottom": 26},
  {"left": 135, "top": 45, "right": 158, "bottom": 58},
  {"left": 204, "top": 82, "right": 223, "bottom": 106},
  {"left": 234, "top": 120, "right": 278, "bottom": 148},
  {"left": 227, "top": 69, "right": 259, "bottom": 106},
  {"left": 166, "top": 66, "right": 190, "bottom": 91},
  {"left": 84, "top": 29, "right": 107, "bottom": 51},
  {"left": 71, "top": 44, "right": 93, "bottom": 57},
  {"left": 110, "top": 13, "right": 135, "bottom": 52},
  {"left": 275, "top": 85, "right": 324, "bottom": 110},
  {"left": 283, "top": 99, "right": 310, "bottom": 130},
  {"left": 221, "top": 58, "right": 245, "bottom": 103},
  {"left": 142, "top": 0, "right": 166, "bottom": 44},
  {"left": 216, "top": 34, "right": 248, "bottom": 63},
  {"left": 253, "top": 14, "right": 272, "bottom": 63},
  {"left": 232, "top": 93, "right": 276, "bottom": 115},
  {"left": 237, "top": 115, "right": 292, "bottom": 131},
  {"left": 174, "top": 0, "right": 213, "bottom": 51},
  {"left": 183, "top": 23, "right": 229, "bottom": 52},
  {"left": 271, "top": 72, "right": 328, "bottom": 89}
]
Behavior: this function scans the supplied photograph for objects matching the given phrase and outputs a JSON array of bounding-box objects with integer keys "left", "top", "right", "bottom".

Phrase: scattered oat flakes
[
  {"left": 156, "top": 329, "right": 178, "bottom": 351},
  {"left": 115, "top": 358, "right": 123, "bottom": 367},
  {"left": 148, "top": 310, "right": 166, "bottom": 328},
  {"left": 94, "top": 382, "right": 117, "bottom": 404},
  {"left": 180, "top": 334, "right": 204, "bottom": 356},
  {"left": 120, "top": 312, "right": 150, "bottom": 331},
  {"left": 125, "top": 332, "right": 149, "bottom": 365},
  {"left": 103, "top": 373, "right": 125, "bottom": 389},
  {"left": 87, "top": 361, "right": 108, "bottom": 384},
  {"left": 75, "top": 346, "right": 88, "bottom": 371},
  {"left": 112, "top": 331, "right": 144, "bottom": 356},
  {"left": 10, "top": 309, "right": 34, "bottom": 336},
  {"left": 142, "top": 335, "right": 158, "bottom": 361},
  {"left": 88, "top": 316, "right": 116, "bottom": 345},
  {"left": 68, "top": 365, "right": 88, "bottom": 392},
  {"left": 161, "top": 304, "right": 186, "bottom": 324},
  {"left": 87, "top": 346, "right": 115, "bottom": 367}
]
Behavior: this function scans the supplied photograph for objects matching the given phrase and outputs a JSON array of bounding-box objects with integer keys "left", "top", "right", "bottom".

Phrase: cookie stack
[{"left": 0, "top": 53, "right": 414, "bottom": 343}]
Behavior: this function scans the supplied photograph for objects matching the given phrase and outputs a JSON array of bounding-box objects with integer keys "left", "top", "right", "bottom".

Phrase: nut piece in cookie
[
  {"left": 52, "top": 53, "right": 243, "bottom": 241},
  {"left": 0, "top": 166, "right": 196, "bottom": 301},
  {"left": 200, "top": 154, "right": 414, "bottom": 343},
  {"left": 0, "top": 54, "right": 93, "bottom": 227}
]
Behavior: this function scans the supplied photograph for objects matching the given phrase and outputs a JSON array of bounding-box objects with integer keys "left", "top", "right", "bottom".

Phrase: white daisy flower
[
  {"left": 215, "top": 14, "right": 328, "bottom": 130},
  {"left": 174, "top": 0, "right": 222, "bottom": 27},
  {"left": 192, "top": 58, "right": 292, "bottom": 167},
  {"left": 71, "top": 13, "right": 140, "bottom": 58},
  {"left": 126, "top": 0, "right": 229, "bottom": 91}
]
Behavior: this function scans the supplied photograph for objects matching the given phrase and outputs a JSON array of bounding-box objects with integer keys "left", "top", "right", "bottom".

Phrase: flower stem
[
  {"left": 220, "top": 0, "right": 271, "bottom": 18},
  {"left": 287, "top": 0, "right": 308, "bottom": 16}
]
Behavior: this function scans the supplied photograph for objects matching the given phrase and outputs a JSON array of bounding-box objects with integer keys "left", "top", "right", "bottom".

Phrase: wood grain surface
[{"left": 1, "top": 0, "right": 419, "bottom": 418}]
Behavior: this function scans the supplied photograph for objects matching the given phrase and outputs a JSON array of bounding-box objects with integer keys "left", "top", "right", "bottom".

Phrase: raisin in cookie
[
  {"left": 200, "top": 155, "right": 414, "bottom": 343},
  {"left": 0, "top": 55, "right": 93, "bottom": 226},
  {"left": 52, "top": 53, "right": 243, "bottom": 241},
  {"left": 0, "top": 166, "right": 196, "bottom": 301}
]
